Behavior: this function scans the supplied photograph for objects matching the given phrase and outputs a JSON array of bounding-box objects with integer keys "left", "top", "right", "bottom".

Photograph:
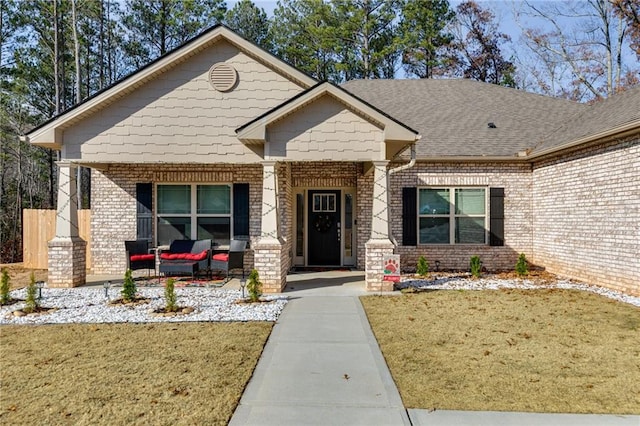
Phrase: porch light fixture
[
  {"left": 239, "top": 278, "right": 246, "bottom": 299},
  {"left": 36, "top": 281, "right": 45, "bottom": 299},
  {"left": 103, "top": 281, "right": 111, "bottom": 299}
]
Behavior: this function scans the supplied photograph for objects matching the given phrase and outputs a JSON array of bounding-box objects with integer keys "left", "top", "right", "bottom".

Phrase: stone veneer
[
  {"left": 532, "top": 136, "right": 640, "bottom": 296},
  {"left": 389, "top": 162, "right": 533, "bottom": 272}
]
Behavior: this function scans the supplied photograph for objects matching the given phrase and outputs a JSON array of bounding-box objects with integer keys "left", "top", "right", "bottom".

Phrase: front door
[{"left": 308, "top": 190, "right": 341, "bottom": 265}]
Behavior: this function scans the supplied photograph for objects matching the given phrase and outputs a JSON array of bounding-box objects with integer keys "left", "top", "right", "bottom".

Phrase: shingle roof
[
  {"left": 532, "top": 85, "right": 640, "bottom": 154},
  {"left": 341, "top": 79, "right": 587, "bottom": 158}
]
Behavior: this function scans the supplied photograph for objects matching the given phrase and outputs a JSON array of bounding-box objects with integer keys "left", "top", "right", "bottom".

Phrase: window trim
[
  {"left": 155, "top": 183, "right": 233, "bottom": 245},
  {"left": 417, "top": 187, "right": 488, "bottom": 245}
]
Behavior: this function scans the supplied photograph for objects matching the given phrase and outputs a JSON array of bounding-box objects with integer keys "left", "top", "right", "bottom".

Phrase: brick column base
[
  {"left": 48, "top": 237, "right": 87, "bottom": 288},
  {"left": 365, "top": 239, "right": 396, "bottom": 292},
  {"left": 253, "top": 240, "right": 288, "bottom": 293}
]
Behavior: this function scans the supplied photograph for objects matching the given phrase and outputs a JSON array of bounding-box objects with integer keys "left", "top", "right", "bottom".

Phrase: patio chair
[
  {"left": 211, "top": 239, "right": 247, "bottom": 281},
  {"left": 125, "top": 240, "right": 155, "bottom": 277}
]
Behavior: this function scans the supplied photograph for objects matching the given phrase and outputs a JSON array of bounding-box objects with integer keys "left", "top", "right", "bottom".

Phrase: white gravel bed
[
  {"left": 1, "top": 287, "right": 288, "bottom": 325},
  {"left": 398, "top": 275, "right": 640, "bottom": 307}
]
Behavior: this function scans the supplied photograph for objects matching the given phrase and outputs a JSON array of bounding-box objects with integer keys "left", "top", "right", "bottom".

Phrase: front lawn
[
  {"left": 0, "top": 322, "right": 272, "bottom": 425},
  {"left": 361, "top": 288, "right": 640, "bottom": 414}
]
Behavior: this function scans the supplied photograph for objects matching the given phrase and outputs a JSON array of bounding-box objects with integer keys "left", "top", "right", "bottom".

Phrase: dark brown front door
[{"left": 308, "top": 190, "right": 341, "bottom": 266}]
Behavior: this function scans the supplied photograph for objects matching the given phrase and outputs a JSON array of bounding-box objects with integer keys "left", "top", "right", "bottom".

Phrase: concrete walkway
[
  {"left": 230, "top": 271, "right": 410, "bottom": 425},
  {"left": 229, "top": 270, "right": 639, "bottom": 426}
]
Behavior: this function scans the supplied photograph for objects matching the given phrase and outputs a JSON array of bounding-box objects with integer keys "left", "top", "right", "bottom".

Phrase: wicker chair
[
  {"left": 211, "top": 240, "right": 247, "bottom": 281},
  {"left": 125, "top": 240, "right": 155, "bottom": 276}
]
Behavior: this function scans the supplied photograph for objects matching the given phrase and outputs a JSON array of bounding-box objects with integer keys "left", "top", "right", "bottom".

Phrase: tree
[
  {"left": 517, "top": 0, "right": 637, "bottom": 100},
  {"left": 271, "top": 0, "right": 341, "bottom": 82},
  {"left": 611, "top": 0, "right": 640, "bottom": 59},
  {"left": 333, "top": 0, "right": 401, "bottom": 80},
  {"left": 224, "top": 0, "right": 272, "bottom": 49},
  {"left": 121, "top": 0, "right": 226, "bottom": 70},
  {"left": 450, "top": 1, "right": 515, "bottom": 87},
  {"left": 398, "top": 0, "right": 456, "bottom": 78}
]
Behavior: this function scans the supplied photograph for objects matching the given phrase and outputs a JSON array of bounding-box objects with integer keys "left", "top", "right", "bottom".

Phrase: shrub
[
  {"left": 515, "top": 253, "right": 529, "bottom": 276},
  {"left": 121, "top": 269, "right": 137, "bottom": 303},
  {"left": 24, "top": 272, "right": 39, "bottom": 313},
  {"left": 247, "top": 269, "right": 262, "bottom": 302},
  {"left": 470, "top": 256, "right": 482, "bottom": 278},
  {"left": 1, "top": 268, "right": 10, "bottom": 305},
  {"left": 165, "top": 278, "right": 177, "bottom": 312},
  {"left": 416, "top": 256, "right": 429, "bottom": 276}
]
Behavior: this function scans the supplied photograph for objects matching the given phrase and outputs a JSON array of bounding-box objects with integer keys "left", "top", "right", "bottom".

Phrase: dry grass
[
  {"left": 0, "top": 264, "right": 47, "bottom": 289},
  {"left": 361, "top": 288, "right": 640, "bottom": 414},
  {"left": 0, "top": 322, "right": 272, "bottom": 425}
]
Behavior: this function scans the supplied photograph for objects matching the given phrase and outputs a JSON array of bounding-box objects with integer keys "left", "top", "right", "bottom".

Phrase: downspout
[{"left": 387, "top": 137, "right": 420, "bottom": 248}]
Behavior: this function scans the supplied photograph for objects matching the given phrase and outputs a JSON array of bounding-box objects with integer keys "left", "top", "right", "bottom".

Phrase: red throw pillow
[
  {"left": 212, "top": 253, "right": 229, "bottom": 262},
  {"left": 130, "top": 254, "right": 155, "bottom": 262}
]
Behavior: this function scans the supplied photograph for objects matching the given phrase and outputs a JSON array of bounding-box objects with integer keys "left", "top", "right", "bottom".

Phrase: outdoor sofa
[{"left": 159, "top": 239, "right": 211, "bottom": 279}]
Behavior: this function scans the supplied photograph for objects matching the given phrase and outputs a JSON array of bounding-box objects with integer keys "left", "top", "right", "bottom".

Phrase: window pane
[
  {"left": 197, "top": 185, "right": 230, "bottom": 214},
  {"left": 157, "top": 185, "right": 190, "bottom": 214},
  {"left": 419, "top": 189, "right": 450, "bottom": 214},
  {"left": 344, "top": 194, "right": 353, "bottom": 257},
  {"left": 157, "top": 217, "right": 191, "bottom": 246},
  {"left": 296, "top": 194, "right": 304, "bottom": 257},
  {"left": 197, "top": 217, "right": 231, "bottom": 246},
  {"left": 455, "top": 189, "right": 485, "bottom": 215},
  {"left": 456, "top": 217, "right": 486, "bottom": 244},
  {"left": 419, "top": 217, "right": 450, "bottom": 244}
]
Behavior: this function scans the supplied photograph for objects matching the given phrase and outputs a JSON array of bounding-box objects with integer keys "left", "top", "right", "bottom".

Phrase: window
[
  {"left": 157, "top": 184, "right": 231, "bottom": 246},
  {"left": 418, "top": 188, "right": 487, "bottom": 244},
  {"left": 312, "top": 193, "right": 336, "bottom": 212}
]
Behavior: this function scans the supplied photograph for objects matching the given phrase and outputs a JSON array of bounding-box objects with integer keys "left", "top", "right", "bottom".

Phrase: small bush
[
  {"left": 121, "top": 269, "right": 137, "bottom": 303},
  {"left": 24, "top": 272, "right": 39, "bottom": 313},
  {"left": 515, "top": 253, "right": 529, "bottom": 276},
  {"left": 1, "top": 268, "right": 10, "bottom": 305},
  {"left": 416, "top": 256, "right": 429, "bottom": 276},
  {"left": 247, "top": 269, "right": 262, "bottom": 302},
  {"left": 165, "top": 278, "right": 177, "bottom": 312},
  {"left": 470, "top": 256, "right": 482, "bottom": 278}
]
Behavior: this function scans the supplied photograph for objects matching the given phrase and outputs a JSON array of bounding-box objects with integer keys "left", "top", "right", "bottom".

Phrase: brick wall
[
  {"left": 91, "top": 164, "right": 262, "bottom": 274},
  {"left": 532, "top": 136, "right": 640, "bottom": 296},
  {"left": 389, "top": 162, "right": 533, "bottom": 272}
]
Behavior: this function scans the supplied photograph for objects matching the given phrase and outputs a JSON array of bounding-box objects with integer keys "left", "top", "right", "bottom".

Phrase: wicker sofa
[{"left": 159, "top": 239, "right": 211, "bottom": 279}]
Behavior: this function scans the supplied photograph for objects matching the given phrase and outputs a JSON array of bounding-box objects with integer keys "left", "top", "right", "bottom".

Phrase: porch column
[
  {"left": 48, "top": 161, "right": 87, "bottom": 287},
  {"left": 365, "top": 160, "right": 395, "bottom": 291},
  {"left": 253, "top": 161, "right": 287, "bottom": 292}
]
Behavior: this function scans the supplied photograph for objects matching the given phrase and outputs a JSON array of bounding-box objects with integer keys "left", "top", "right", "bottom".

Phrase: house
[{"left": 23, "top": 25, "right": 640, "bottom": 296}]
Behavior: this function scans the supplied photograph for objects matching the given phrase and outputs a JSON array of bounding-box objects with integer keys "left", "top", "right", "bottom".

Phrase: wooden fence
[{"left": 22, "top": 209, "right": 91, "bottom": 269}]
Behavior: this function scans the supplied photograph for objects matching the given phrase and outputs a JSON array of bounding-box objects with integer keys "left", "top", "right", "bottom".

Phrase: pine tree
[
  {"left": 165, "top": 277, "right": 177, "bottom": 312},
  {"left": 0, "top": 268, "right": 11, "bottom": 304},
  {"left": 24, "top": 271, "right": 38, "bottom": 313},
  {"left": 121, "top": 269, "right": 137, "bottom": 302},
  {"left": 247, "top": 269, "right": 262, "bottom": 302}
]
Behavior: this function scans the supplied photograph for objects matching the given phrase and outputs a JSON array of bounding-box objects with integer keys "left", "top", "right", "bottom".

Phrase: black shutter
[
  {"left": 136, "top": 183, "right": 153, "bottom": 242},
  {"left": 489, "top": 187, "right": 505, "bottom": 246},
  {"left": 402, "top": 187, "right": 417, "bottom": 246},
  {"left": 233, "top": 183, "right": 250, "bottom": 240}
]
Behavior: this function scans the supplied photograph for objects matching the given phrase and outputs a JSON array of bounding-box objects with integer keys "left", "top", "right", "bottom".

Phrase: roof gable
[
  {"left": 25, "top": 25, "right": 317, "bottom": 148},
  {"left": 236, "top": 82, "right": 419, "bottom": 146}
]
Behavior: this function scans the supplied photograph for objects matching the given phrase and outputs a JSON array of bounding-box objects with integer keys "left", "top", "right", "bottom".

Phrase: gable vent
[{"left": 209, "top": 63, "right": 237, "bottom": 92}]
